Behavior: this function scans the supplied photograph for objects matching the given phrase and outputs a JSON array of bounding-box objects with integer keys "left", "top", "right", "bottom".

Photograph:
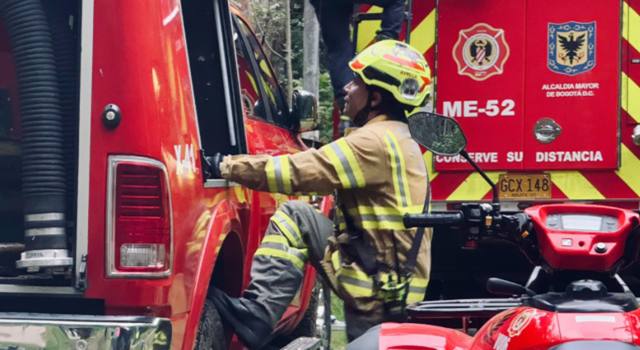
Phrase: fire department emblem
[
  {"left": 507, "top": 309, "right": 536, "bottom": 337},
  {"left": 548, "top": 21, "right": 596, "bottom": 76},
  {"left": 452, "top": 23, "right": 510, "bottom": 81}
]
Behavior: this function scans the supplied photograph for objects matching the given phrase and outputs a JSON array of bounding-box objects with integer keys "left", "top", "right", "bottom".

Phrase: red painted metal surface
[
  {"left": 379, "top": 322, "right": 472, "bottom": 349},
  {"left": 87, "top": 1, "right": 316, "bottom": 349},
  {"left": 470, "top": 307, "right": 640, "bottom": 349},
  {"left": 435, "top": 0, "right": 619, "bottom": 171}
]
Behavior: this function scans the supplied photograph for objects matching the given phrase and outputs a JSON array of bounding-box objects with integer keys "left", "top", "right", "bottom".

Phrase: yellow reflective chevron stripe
[
  {"left": 265, "top": 156, "right": 293, "bottom": 194},
  {"left": 552, "top": 171, "right": 604, "bottom": 200},
  {"left": 384, "top": 132, "right": 412, "bottom": 207},
  {"left": 624, "top": 1, "right": 640, "bottom": 54},
  {"left": 409, "top": 9, "right": 436, "bottom": 54},
  {"left": 448, "top": 172, "right": 501, "bottom": 201},
  {"left": 406, "top": 277, "right": 429, "bottom": 304},
  {"left": 617, "top": 145, "right": 640, "bottom": 196},
  {"left": 271, "top": 210, "right": 304, "bottom": 248},
  {"left": 322, "top": 139, "right": 366, "bottom": 188},
  {"left": 356, "top": 6, "right": 383, "bottom": 52},
  {"left": 622, "top": 72, "right": 640, "bottom": 123}
]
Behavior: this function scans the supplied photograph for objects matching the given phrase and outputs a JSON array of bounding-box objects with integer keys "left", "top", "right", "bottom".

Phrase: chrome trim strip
[
  {"left": 0, "top": 285, "right": 80, "bottom": 295},
  {"left": 75, "top": 0, "right": 95, "bottom": 289},
  {"left": 25, "top": 213, "right": 65, "bottom": 222},
  {"left": 204, "top": 179, "right": 239, "bottom": 188},
  {"left": 106, "top": 156, "right": 173, "bottom": 278},
  {"left": 25, "top": 228, "right": 66, "bottom": 237},
  {"left": 0, "top": 314, "right": 171, "bottom": 350}
]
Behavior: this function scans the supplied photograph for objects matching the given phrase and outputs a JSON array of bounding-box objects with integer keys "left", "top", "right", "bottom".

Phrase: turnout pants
[
  {"left": 309, "top": 0, "right": 406, "bottom": 99},
  {"left": 239, "top": 200, "right": 385, "bottom": 341}
]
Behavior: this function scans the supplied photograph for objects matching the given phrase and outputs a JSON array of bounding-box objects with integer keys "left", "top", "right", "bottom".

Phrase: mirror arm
[{"left": 460, "top": 150, "right": 499, "bottom": 203}]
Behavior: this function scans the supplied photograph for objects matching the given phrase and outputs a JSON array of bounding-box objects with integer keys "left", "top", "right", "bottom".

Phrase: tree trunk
[
  {"left": 302, "top": 0, "right": 320, "bottom": 98},
  {"left": 285, "top": 0, "right": 293, "bottom": 106}
]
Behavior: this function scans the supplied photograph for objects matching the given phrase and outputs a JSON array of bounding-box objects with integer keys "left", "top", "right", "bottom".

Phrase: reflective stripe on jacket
[{"left": 220, "top": 115, "right": 432, "bottom": 306}]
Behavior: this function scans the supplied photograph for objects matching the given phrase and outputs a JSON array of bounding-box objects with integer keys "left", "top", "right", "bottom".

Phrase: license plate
[{"left": 498, "top": 173, "right": 552, "bottom": 200}]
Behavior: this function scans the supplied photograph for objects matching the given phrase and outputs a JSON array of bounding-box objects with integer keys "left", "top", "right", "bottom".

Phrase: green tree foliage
[{"left": 249, "top": 0, "right": 335, "bottom": 143}]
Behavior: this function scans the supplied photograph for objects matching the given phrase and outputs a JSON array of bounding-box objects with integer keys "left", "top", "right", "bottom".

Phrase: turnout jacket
[{"left": 220, "top": 115, "right": 431, "bottom": 308}]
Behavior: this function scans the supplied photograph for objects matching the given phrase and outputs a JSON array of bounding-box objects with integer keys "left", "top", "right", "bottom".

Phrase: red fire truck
[
  {"left": 0, "top": 0, "right": 324, "bottom": 348},
  {"left": 355, "top": 0, "right": 640, "bottom": 298}
]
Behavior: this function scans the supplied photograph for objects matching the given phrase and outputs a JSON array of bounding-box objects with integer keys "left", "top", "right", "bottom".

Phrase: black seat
[
  {"left": 527, "top": 280, "right": 639, "bottom": 312},
  {"left": 549, "top": 340, "right": 640, "bottom": 350}
]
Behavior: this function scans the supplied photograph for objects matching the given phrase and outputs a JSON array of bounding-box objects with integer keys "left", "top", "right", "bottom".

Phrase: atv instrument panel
[
  {"left": 546, "top": 214, "right": 619, "bottom": 233},
  {"left": 525, "top": 204, "right": 639, "bottom": 272}
]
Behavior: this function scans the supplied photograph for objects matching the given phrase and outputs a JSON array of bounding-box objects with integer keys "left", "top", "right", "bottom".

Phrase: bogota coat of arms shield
[
  {"left": 548, "top": 21, "right": 596, "bottom": 76},
  {"left": 452, "top": 23, "right": 510, "bottom": 81}
]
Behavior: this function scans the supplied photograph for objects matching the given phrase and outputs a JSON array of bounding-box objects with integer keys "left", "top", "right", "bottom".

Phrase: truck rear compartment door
[{"left": 435, "top": 0, "right": 621, "bottom": 172}]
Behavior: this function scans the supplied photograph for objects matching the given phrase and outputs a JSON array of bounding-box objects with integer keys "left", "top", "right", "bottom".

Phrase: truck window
[
  {"left": 234, "top": 17, "right": 292, "bottom": 129},
  {"left": 233, "top": 18, "right": 270, "bottom": 122},
  {"left": 181, "top": 0, "right": 245, "bottom": 161}
]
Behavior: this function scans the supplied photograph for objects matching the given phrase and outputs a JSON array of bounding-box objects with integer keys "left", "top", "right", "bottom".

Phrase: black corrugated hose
[{"left": 0, "top": 0, "right": 68, "bottom": 255}]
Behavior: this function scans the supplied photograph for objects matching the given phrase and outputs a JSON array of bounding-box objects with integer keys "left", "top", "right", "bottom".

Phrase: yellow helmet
[{"left": 349, "top": 40, "right": 432, "bottom": 107}]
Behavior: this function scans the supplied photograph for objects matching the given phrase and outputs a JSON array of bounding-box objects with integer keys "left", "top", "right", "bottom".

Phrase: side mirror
[
  {"left": 407, "top": 112, "right": 467, "bottom": 155},
  {"left": 291, "top": 89, "right": 318, "bottom": 132}
]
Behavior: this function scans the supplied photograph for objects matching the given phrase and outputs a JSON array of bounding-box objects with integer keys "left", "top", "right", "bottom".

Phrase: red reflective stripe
[
  {"left": 351, "top": 59, "right": 365, "bottom": 70},
  {"left": 629, "top": 0, "right": 640, "bottom": 16},
  {"left": 582, "top": 172, "right": 638, "bottom": 199},
  {"left": 429, "top": 171, "right": 469, "bottom": 201},
  {"left": 551, "top": 183, "right": 569, "bottom": 200},
  {"left": 623, "top": 40, "right": 640, "bottom": 82},
  {"left": 383, "top": 53, "right": 425, "bottom": 72},
  {"left": 419, "top": 76, "right": 431, "bottom": 92}
]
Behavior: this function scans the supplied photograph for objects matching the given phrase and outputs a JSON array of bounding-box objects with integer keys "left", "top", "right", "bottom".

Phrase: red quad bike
[{"left": 348, "top": 113, "right": 640, "bottom": 350}]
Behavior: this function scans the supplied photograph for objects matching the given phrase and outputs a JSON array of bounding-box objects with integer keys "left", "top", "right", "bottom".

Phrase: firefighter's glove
[{"left": 205, "top": 153, "right": 225, "bottom": 179}]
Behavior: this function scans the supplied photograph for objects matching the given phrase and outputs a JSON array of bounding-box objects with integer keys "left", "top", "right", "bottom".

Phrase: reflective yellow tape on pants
[
  {"left": 331, "top": 250, "right": 375, "bottom": 298},
  {"left": 255, "top": 246, "right": 306, "bottom": 271},
  {"left": 406, "top": 277, "right": 429, "bottom": 304},
  {"left": 261, "top": 234, "right": 309, "bottom": 262},
  {"left": 271, "top": 211, "right": 304, "bottom": 248}
]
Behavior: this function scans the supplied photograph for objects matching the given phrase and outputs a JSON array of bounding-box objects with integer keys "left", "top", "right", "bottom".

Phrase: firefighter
[
  {"left": 309, "top": 0, "right": 406, "bottom": 105},
  {"left": 210, "top": 40, "right": 432, "bottom": 348}
]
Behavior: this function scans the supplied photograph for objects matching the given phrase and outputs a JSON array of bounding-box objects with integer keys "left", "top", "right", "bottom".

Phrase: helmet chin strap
[{"left": 352, "top": 91, "right": 375, "bottom": 127}]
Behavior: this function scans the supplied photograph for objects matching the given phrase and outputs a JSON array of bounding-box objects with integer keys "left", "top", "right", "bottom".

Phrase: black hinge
[{"left": 76, "top": 254, "right": 87, "bottom": 291}]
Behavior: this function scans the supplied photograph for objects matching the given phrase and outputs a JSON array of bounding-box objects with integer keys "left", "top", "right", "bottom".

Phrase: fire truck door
[
  {"left": 435, "top": 0, "right": 620, "bottom": 172},
  {"left": 522, "top": 0, "right": 621, "bottom": 171},
  {"left": 436, "top": 0, "right": 526, "bottom": 171}
]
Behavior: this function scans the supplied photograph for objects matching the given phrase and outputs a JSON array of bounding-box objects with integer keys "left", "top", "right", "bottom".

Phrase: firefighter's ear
[{"left": 369, "top": 89, "right": 383, "bottom": 109}]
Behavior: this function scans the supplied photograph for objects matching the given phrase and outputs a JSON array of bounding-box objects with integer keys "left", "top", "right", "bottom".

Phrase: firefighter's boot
[
  {"left": 210, "top": 288, "right": 273, "bottom": 349},
  {"left": 211, "top": 201, "right": 333, "bottom": 349}
]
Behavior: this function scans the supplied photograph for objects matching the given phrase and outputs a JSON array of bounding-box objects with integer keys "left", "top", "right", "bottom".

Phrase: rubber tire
[{"left": 195, "top": 298, "right": 227, "bottom": 350}]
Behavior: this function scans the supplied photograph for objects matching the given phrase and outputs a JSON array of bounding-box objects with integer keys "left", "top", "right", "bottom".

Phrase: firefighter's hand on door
[{"left": 204, "top": 153, "right": 224, "bottom": 178}]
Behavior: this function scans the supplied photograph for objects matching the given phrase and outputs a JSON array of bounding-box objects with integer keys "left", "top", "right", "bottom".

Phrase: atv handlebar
[
  {"left": 403, "top": 212, "right": 464, "bottom": 227},
  {"left": 403, "top": 204, "right": 532, "bottom": 241}
]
